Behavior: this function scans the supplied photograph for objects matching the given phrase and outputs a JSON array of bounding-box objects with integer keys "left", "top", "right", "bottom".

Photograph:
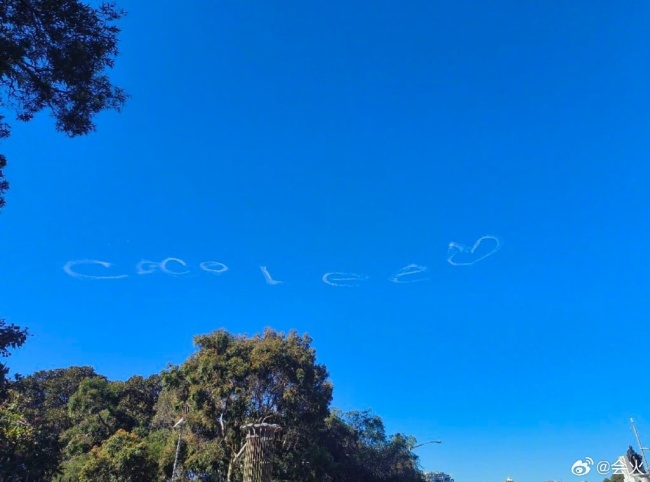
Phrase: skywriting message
[{"left": 63, "top": 236, "right": 501, "bottom": 286}]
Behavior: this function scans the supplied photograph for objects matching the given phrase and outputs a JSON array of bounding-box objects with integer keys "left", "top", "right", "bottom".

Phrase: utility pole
[{"left": 172, "top": 415, "right": 188, "bottom": 482}]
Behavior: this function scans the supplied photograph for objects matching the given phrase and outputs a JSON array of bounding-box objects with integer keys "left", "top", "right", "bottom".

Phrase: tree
[
  {"left": 322, "top": 409, "right": 425, "bottom": 482},
  {"left": 1, "top": 327, "right": 427, "bottom": 481},
  {"left": 61, "top": 374, "right": 161, "bottom": 458},
  {"left": 0, "top": 389, "right": 43, "bottom": 480},
  {"left": 603, "top": 475, "right": 624, "bottom": 482},
  {"left": 77, "top": 429, "right": 158, "bottom": 482},
  {"left": 116, "top": 374, "right": 162, "bottom": 436},
  {"left": 6, "top": 366, "right": 104, "bottom": 478},
  {"left": 14, "top": 366, "right": 102, "bottom": 432},
  {"left": 9, "top": 369, "right": 162, "bottom": 481},
  {"left": 0, "top": 0, "right": 128, "bottom": 209},
  {"left": 158, "top": 328, "right": 334, "bottom": 482},
  {"left": 62, "top": 376, "right": 121, "bottom": 456},
  {"left": 0, "top": 319, "right": 28, "bottom": 398}
]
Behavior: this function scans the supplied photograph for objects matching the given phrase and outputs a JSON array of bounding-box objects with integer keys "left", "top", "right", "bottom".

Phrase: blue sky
[{"left": 1, "top": 1, "right": 650, "bottom": 480}]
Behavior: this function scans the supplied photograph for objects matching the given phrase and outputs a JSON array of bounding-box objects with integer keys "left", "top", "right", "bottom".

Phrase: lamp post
[
  {"left": 171, "top": 417, "right": 187, "bottom": 482},
  {"left": 414, "top": 440, "right": 442, "bottom": 482},
  {"left": 412, "top": 440, "right": 442, "bottom": 449}
]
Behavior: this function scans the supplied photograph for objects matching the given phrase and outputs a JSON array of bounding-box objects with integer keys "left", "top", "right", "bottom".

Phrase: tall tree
[
  {"left": 157, "top": 328, "right": 334, "bottom": 482},
  {"left": 61, "top": 376, "right": 123, "bottom": 457},
  {"left": 0, "top": 0, "right": 128, "bottom": 209}
]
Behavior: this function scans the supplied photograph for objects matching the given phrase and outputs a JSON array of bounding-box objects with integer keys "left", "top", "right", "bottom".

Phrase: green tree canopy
[
  {"left": 603, "top": 475, "right": 624, "bottom": 482},
  {"left": 77, "top": 429, "right": 158, "bottom": 482},
  {"left": 323, "top": 409, "right": 425, "bottom": 482},
  {"left": 14, "top": 366, "right": 101, "bottom": 431},
  {"left": 0, "top": 389, "right": 45, "bottom": 480},
  {"left": 0, "top": 319, "right": 28, "bottom": 397},
  {"left": 1, "top": 328, "right": 428, "bottom": 481},
  {"left": 158, "top": 328, "right": 334, "bottom": 481},
  {"left": 61, "top": 373, "right": 162, "bottom": 458},
  {"left": 0, "top": 0, "right": 128, "bottom": 209},
  {"left": 3, "top": 366, "right": 103, "bottom": 479}
]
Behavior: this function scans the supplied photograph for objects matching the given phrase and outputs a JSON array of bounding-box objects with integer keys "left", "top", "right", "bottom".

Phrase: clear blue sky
[{"left": 1, "top": 1, "right": 649, "bottom": 480}]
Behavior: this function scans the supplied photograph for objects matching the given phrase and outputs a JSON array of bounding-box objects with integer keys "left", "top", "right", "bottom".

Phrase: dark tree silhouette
[
  {"left": 0, "top": 319, "right": 28, "bottom": 396},
  {"left": 0, "top": 0, "right": 128, "bottom": 209}
]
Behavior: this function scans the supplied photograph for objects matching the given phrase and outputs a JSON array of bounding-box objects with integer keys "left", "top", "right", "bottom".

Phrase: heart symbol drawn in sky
[{"left": 447, "top": 235, "right": 501, "bottom": 266}]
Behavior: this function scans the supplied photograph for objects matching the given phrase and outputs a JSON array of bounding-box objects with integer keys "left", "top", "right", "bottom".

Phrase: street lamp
[
  {"left": 171, "top": 417, "right": 187, "bottom": 482},
  {"left": 412, "top": 440, "right": 442, "bottom": 449}
]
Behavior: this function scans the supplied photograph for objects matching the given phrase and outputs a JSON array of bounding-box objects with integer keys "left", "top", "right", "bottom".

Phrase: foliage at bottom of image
[
  {"left": 602, "top": 475, "right": 624, "bottom": 482},
  {"left": 0, "top": 326, "right": 429, "bottom": 481}
]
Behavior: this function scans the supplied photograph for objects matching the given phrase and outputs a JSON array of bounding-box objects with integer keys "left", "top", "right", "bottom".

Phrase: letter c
[{"left": 63, "top": 260, "right": 128, "bottom": 280}]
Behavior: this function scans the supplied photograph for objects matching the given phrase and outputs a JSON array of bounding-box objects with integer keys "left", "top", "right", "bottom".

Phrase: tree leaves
[
  {"left": 321, "top": 410, "right": 425, "bottom": 482},
  {"left": 3, "top": 328, "right": 428, "bottom": 481},
  {"left": 0, "top": 320, "right": 28, "bottom": 398},
  {"left": 0, "top": 0, "right": 128, "bottom": 209},
  {"left": 78, "top": 429, "right": 158, "bottom": 482},
  {"left": 158, "top": 328, "right": 334, "bottom": 481}
]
